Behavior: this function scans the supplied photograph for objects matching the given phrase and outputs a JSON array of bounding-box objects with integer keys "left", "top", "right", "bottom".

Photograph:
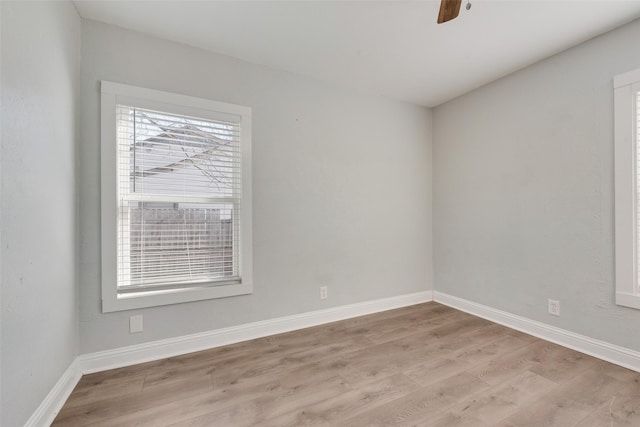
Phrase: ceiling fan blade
[{"left": 437, "top": 0, "right": 462, "bottom": 24}]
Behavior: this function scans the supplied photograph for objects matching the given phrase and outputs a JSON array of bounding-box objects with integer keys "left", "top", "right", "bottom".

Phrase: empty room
[{"left": 4, "top": 0, "right": 640, "bottom": 425}]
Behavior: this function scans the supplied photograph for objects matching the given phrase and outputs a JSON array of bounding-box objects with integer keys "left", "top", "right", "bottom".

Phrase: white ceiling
[{"left": 73, "top": 0, "right": 640, "bottom": 107}]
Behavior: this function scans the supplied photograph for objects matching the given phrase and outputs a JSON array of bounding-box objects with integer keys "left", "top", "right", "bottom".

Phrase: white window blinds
[{"left": 116, "top": 105, "right": 242, "bottom": 292}]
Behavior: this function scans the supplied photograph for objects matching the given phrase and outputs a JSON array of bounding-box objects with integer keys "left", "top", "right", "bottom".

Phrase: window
[
  {"left": 614, "top": 68, "right": 640, "bottom": 309},
  {"left": 101, "top": 81, "right": 252, "bottom": 312}
]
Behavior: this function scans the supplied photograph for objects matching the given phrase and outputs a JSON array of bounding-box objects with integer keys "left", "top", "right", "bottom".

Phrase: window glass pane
[
  {"left": 118, "top": 201, "right": 238, "bottom": 288},
  {"left": 117, "top": 106, "right": 240, "bottom": 199},
  {"left": 116, "top": 104, "right": 242, "bottom": 290}
]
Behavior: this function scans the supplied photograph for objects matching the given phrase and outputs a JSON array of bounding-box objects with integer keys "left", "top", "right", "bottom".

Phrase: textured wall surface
[
  {"left": 434, "top": 18, "right": 640, "bottom": 350},
  {"left": 1, "top": 2, "right": 80, "bottom": 425},
  {"left": 79, "top": 21, "right": 432, "bottom": 353}
]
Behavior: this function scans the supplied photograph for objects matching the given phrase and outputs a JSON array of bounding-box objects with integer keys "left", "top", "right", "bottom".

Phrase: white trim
[
  {"left": 616, "top": 291, "right": 640, "bottom": 310},
  {"left": 614, "top": 68, "right": 640, "bottom": 89},
  {"left": 24, "top": 359, "right": 82, "bottom": 427},
  {"left": 101, "top": 81, "right": 251, "bottom": 119},
  {"left": 79, "top": 291, "right": 433, "bottom": 374},
  {"left": 100, "top": 81, "right": 253, "bottom": 312},
  {"left": 613, "top": 68, "right": 640, "bottom": 309},
  {"left": 434, "top": 291, "right": 640, "bottom": 373}
]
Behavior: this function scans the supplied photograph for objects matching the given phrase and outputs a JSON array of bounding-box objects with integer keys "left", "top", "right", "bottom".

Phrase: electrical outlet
[
  {"left": 130, "top": 315, "right": 143, "bottom": 333},
  {"left": 320, "top": 286, "right": 328, "bottom": 300},
  {"left": 548, "top": 299, "right": 560, "bottom": 316}
]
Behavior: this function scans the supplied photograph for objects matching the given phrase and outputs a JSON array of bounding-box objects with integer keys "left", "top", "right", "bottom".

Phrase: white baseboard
[
  {"left": 78, "top": 290, "right": 434, "bottom": 374},
  {"left": 434, "top": 291, "right": 640, "bottom": 373},
  {"left": 24, "top": 359, "right": 82, "bottom": 427}
]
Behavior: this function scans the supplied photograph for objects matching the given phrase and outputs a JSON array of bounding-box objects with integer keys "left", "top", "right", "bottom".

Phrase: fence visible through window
[{"left": 125, "top": 204, "right": 235, "bottom": 287}]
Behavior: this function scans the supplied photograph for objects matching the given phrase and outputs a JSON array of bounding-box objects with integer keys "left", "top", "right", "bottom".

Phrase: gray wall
[
  {"left": 79, "top": 21, "right": 433, "bottom": 353},
  {"left": 434, "top": 19, "right": 640, "bottom": 350},
  {"left": 1, "top": 1, "right": 80, "bottom": 426}
]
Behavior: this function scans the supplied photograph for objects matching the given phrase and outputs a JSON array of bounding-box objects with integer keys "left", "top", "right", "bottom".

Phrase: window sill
[
  {"left": 616, "top": 292, "right": 640, "bottom": 310},
  {"left": 102, "top": 281, "right": 253, "bottom": 313}
]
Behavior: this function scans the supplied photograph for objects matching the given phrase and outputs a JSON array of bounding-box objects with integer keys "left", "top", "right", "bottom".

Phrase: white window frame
[
  {"left": 614, "top": 68, "right": 640, "bottom": 309},
  {"left": 101, "top": 81, "right": 253, "bottom": 312}
]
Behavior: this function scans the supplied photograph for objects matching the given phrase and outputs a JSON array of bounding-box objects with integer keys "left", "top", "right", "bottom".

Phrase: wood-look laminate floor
[{"left": 53, "top": 303, "right": 640, "bottom": 426}]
